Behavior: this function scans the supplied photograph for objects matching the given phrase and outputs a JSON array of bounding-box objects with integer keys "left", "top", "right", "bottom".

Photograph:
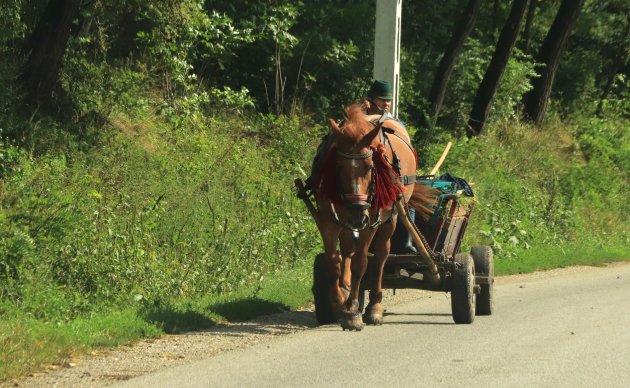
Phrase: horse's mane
[{"left": 338, "top": 103, "right": 371, "bottom": 144}]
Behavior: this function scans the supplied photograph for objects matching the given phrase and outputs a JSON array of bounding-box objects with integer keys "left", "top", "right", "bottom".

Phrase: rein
[{"left": 329, "top": 199, "right": 382, "bottom": 231}]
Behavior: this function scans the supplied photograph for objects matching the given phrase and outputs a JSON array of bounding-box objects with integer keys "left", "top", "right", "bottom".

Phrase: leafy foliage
[
  {"left": 424, "top": 119, "right": 628, "bottom": 260},
  {"left": 0, "top": 0, "right": 629, "bottom": 381},
  {"left": 0, "top": 110, "right": 323, "bottom": 321}
]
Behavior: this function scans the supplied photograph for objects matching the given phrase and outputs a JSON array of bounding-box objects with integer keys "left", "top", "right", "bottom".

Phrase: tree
[
  {"left": 427, "top": 0, "right": 481, "bottom": 127},
  {"left": 596, "top": 14, "right": 630, "bottom": 117},
  {"left": 522, "top": 0, "right": 585, "bottom": 126},
  {"left": 18, "top": 0, "right": 81, "bottom": 113},
  {"left": 520, "top": 0, "right": 539, "bottom": 54},
  {"left": 467, "top": 0, "right": 529, "bottom": 137}
]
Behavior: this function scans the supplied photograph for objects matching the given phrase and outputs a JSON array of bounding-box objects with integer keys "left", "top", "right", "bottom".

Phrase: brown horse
[{"left": 312, "top": 104, "right": 435, "bottom": 331}]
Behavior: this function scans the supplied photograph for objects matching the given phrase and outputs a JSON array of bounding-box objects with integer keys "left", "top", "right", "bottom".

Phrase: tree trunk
[
  {"left": 427, "top": 0, "right": 481, "bottom": 127},
  {"left": 467, "top": 0, "right": 529, "bottom": 137},
  {"left": 596, "top": 17, "right": 630, "bottom": 117},
  {"left": 493, "top": 0, "right": 501, "bottom": 34},
  {"left": 19, "top": 0, "right": 81, "bottom": 112},
  {"left": 521, "top": 0, "right": 538, "bottom": 54},
  {"left": 522, "top": 0, "right": 585, "bottom": 126}
]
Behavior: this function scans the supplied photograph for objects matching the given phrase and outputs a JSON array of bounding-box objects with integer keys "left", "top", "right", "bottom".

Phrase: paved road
[{"left": 119, "top": 263, "right": 630, "bottom": 387}]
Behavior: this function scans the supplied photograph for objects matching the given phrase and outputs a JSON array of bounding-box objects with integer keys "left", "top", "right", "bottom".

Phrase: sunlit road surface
[{"left": 119, "top": 262, "right": 630, "bottom": 387}]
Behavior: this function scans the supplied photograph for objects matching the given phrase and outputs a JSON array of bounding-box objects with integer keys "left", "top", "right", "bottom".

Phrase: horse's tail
[{"left": 408, "top": 183, "right": 441, "bottom": 221}]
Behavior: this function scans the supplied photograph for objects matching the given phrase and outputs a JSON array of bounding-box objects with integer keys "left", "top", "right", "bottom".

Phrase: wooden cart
[
  {"left": 366, "top": 175, "right": 494, "bottom": 323},
  {"left": 295, "top": 174, "right": 494, "bottom": 324}
]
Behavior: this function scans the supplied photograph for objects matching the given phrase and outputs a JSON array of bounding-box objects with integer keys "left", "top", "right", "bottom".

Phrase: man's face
[{"left": 372, "top": 97, "right": 392, "bottom": 113}]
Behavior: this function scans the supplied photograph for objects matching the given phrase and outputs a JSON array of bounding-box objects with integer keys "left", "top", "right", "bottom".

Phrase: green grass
[
  {"left": 3, "top": 243, "right": 626, "bottom": 382},
  {"left": 1, "top": 94, "right": 629, "bottom": 383},
  {"left": 495, "top": 240, "right": 630, "bottom": 275},
  {"left": 0, "top": 309, "right": 162, "bottom": 381},
  {"left": 0, "top": 259, "right": 315, "bottom": 381}
]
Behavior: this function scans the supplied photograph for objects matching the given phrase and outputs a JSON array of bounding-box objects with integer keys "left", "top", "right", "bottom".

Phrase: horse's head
[{"left": 329, "top": 105, "right": 381, "bottom": 230}]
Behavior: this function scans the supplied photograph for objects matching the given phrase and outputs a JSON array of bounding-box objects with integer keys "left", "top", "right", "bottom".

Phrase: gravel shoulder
[{"left": 7, "top": 263, "right": 625, "bottom": 387}]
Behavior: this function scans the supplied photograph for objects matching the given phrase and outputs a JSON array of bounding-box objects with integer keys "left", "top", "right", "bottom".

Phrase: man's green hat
[{"left": 368, "top": 80, "right": 393, "bottom": 100}]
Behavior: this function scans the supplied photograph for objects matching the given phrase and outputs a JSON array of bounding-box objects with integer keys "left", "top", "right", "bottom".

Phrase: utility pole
[{"left": 374, "top": 0, "right": 402, "bottom": 117}]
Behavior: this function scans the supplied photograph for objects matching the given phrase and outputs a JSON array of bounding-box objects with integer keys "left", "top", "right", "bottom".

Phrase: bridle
[
  {"left": 325, "top": 111, "right": 411, "bottom": 232},
  {"left": 331, "top": 145, "right": 382, "bottom": 231},
  {"left": 336, "top": 147, "right": 376, "bottom": 205}
]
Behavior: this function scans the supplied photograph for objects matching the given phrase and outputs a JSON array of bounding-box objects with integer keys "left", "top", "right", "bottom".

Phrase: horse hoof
[
  {"left": 340, "top": 314, "right": 364, "bottom": 331},
  {"left": 340, "top": 320, "right": 364, "bottom": 331},
  {"left": 364, "top": 304, "right": 384, "bottom": 325},
  {"left": 339, "top": 299, "right": 364, "bottom": 331},
  {"left": 364, "top": 313, "right": 384, "bottom": 325}
]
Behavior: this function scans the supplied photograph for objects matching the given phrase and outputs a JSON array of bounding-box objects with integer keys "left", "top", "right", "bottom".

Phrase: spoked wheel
[
  {"left": 451, "top": 252, "right": 476, "bottom": 324},
  {"left": 313, "top": 254, "right": 337, "bottom": 325},
  {"left": 471, "top": 245, "right": 494, "bottom": 315}
]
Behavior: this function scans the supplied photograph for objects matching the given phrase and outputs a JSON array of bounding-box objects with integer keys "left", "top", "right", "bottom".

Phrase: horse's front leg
[
  {"left": 340, "top": 229, "right": 376, "bottom": 331},
  {"left": 363, "top": 217, "right": 396, "bottom": 325},
  {"left": 338, "top": 230, "right": 355, "bottom": 301},
  {"left": 320, "top": 226, "right": 346, "bottom": 314}
]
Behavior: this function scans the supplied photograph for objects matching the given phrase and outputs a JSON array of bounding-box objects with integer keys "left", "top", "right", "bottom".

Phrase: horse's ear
[{"left": 329, "top": 119, "right": 342, "bottom": 136}]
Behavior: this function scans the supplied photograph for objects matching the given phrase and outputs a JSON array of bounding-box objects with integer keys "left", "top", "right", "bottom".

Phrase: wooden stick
[
  {"left": 294, "top": 178, "right": 319, "bottom": 221},
  {"left": 294, "top": 178, "right": 326, "bottom": 236},
  {"left": 396, "top": 201, "right": 440, "bottom": 284},
  {"left": 429, "top": 141, "right": 452, "bottom": 176}
]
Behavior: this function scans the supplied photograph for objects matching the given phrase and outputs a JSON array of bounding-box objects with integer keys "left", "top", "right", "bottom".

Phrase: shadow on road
[
  {"left": 208, "top": 297, "right": 290, "bottom": 321},
  {"left": 384, "top": 312, "right": 451, "bottom": 317},
  {"left": 382, "top": 311, "right": 454, "bottom": 325},
  {"left": 140, "top": 297, "right": 317, "bottom": 336},
  {"left": 384, "top": 320, "right": 454, "bottom": 326},
  {"left": 141, "top": 307, "right": 217, "bottom": 334}
]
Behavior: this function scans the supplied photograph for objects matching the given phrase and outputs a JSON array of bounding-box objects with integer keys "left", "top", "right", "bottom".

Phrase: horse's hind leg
[{"left": 363, "top": 221, "right": 395, "bottom": 325}]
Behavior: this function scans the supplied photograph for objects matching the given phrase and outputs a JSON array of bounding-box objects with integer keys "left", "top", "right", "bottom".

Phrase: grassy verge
[
  {"left": 0, "top": 310, "right": 162, "bottom": 381},
  {"left": 0, "top": 259, "right": 315, "bottom": 381},
  {"left": 495, "top": 241, "right": 630, "bottom": 275},
  {"left": 3, "top": 246, "right": 628, "bottom": 381},
  {"left": 1, "top": 105, "right": 628, "bottom": 382}
]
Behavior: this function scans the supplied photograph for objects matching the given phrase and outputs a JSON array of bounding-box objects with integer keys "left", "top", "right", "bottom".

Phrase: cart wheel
[
  {"left": 471, "top": 245, "right": 494, "bottom": 316},
  {"left": 451, "top": 252, "right": 476, "bottom": 324},
  {"left": 313, "top": 254, "right": 337, "bottom": 325}
]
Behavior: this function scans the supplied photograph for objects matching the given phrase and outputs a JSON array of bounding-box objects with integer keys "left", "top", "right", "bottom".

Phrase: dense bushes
[
  {"left": 2, "top": 98, "right": 628, "bottom": 326},
  {"left": 427, "top": 116, "right": 630, "bottom": 260},
  {"left": 0, "top": 108, "right": 323, "bottom": 322},
  {"left": 1, "top": 0, "right": 629, "bottom": 381}
]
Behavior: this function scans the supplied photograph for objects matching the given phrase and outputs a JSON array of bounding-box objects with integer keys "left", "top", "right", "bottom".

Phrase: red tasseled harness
[{"left": 315, "top": 138, "right": 411, "bottom": 211}]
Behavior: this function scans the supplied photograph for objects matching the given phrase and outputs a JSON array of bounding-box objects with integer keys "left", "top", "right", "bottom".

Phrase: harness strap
[
  {"left": 369, "top": 117, "right": 414, "bottom": 152},
  {"left": 399, "top": 175, "right": 416, "bottom": 185},
  {"left": 381, "top": 123, "right": 418, "bottom": 169},
  {"left": 382, "top": 132, "right": 401, "bottom": 176},
  {"left": 387, "top": 130, "right": 415, "bottom": 154},
  {"left": 379, "top": 129, "right": 415, "bottom": 187}
]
